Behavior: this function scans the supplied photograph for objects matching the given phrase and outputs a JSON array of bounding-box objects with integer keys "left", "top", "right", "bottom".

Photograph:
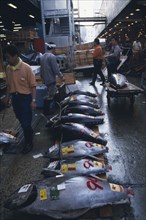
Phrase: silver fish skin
[
  {"left": 4, "top": 176, "right": 133, "bottom": 219},
  {"left": 60, "top": 123, "right": 107, "bottom": 146},
  {"left": 66, "top": 90, "right": 97, "bottom": 98},
  {"left": 48, "top": 140, "right": 108, "bottom": 160},
  {"left": 109, "top": 73, "right": 128, "bottom": 89},
  {"left": 62, "top": 106, "right": 104, "bottom": 117},
  {"left": 0, "top": 132, "right": 16, "bottom": 144},
  {"left": 61, "top": 95, "right": 98, "bottom": 106},
  {"left": 62, "top": 100, "right": 100, "bottom": 109},
  {"left": 42, "top": 159, "right": 112, "bottom": 178},
  {"left": 61, "top": 113, "right": 104, "bottom": 125}
]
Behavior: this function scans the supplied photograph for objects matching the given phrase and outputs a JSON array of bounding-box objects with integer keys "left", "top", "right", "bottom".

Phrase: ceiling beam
[
  {"left": 74, "top": 17, "right": 107, "bottom": 23},
  {"left": 28, "top": 0, "right": 39, "bottom": 8},
  {"left": 116, "top": 19, "right": 143, "bottom": 23},
  {"left": 137, "top": 0, "right": 146, "bottom": 5}
]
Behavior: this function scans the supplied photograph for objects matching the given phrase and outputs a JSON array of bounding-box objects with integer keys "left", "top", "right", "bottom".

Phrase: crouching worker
[
  {"left": 39, "top": 42, "right": 64, "bottom": 116},
  {"left": 106, "top": 38, "right": 122, "bottom": 80},
  {"left": 4, "top": 44, "right": 37, "bottom": 154}
]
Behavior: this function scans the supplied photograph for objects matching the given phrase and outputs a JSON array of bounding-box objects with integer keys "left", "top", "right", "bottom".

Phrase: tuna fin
[
  {"left": 90, "top": 174, "right": 107, "bottom": 182},
  {"left": 88, "top": 155, "right": 105, "bottom": 161}
]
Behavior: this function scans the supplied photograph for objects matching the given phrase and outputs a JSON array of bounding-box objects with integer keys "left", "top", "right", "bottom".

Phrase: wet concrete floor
[{"left": 0, "top": 73, "right": 146, "bottom": 220}]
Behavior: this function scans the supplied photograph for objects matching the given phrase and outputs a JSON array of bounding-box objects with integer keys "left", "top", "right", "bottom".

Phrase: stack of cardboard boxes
[{"left": 74, "top": 42, "right": 94, "bottom": 67}]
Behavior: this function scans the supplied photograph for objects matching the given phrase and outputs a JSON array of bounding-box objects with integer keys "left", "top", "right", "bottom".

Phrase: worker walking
[
  {"left": 90, "top": 38, "right": 105, "bottom": 86},
  {"left": 39, "top": 42, "right": 64, "bottom": 115},
  {"left": 4, "top": 44, "right": 37, "bottom": 154}
]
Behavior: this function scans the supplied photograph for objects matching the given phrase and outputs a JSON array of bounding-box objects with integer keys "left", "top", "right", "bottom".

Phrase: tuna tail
[
  {"left": 96, "top": 137, "right": 107, "bottom": 146},
  {"left": 105, "top": 165, "right": 112, "bottom": 171},
  {"left": 106, "top": 146, "right": 109, "bottom": 152}
]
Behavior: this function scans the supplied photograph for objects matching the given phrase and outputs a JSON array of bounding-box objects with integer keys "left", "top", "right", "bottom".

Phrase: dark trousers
[
  {"left": 107, "top": 59, "right": 121, "bottom": 80},
  {"left": 92, "top": 59, "right": 105, "bottom": 84},
  {"left": 11, "top": 93, "right": 33, "bottom": 144}
]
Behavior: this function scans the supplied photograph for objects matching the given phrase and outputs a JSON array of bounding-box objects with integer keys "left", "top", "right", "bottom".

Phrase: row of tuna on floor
[{"left": 3, "top": 90, "right": 134, "bottom": 219}]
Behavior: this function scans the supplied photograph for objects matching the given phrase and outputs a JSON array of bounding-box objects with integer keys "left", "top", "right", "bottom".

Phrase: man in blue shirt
[{"left": 39, "top": 42, "right": 64, "bottom": 115}]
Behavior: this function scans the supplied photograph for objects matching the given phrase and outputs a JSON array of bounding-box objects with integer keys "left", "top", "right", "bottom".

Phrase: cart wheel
[{"left": 130, "top": 96, "right": 135, "bottom": 106}]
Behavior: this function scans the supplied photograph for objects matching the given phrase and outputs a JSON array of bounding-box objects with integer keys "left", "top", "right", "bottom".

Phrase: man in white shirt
[{"left": 132, "top": 39, "right": 142, "bottom": 63}]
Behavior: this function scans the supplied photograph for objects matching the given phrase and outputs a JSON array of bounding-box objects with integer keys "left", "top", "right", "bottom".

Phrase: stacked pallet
[
  {"left": 74, "top": 42, "right": 94, "bottom": 67},
  {"left": 74, "top": 49, "right": 94, "bottom": 66},
  {"left": 54, "top": 43, "right": 94, "bottom": 68},
  {"left": 6, "top": 29, "right": 38, "bottom": 41},
  {"left": 54, "top": 47, "right": 68, "bottom": 55},
  {"left": 75, "top": 42, "right": 93, "bottom": 51},
  {"left": 35, "top": 72, "right": 75, "bottom": 87}
]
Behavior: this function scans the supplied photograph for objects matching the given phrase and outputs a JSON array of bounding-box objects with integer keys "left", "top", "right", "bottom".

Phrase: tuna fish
[
  {"left": 66, "top": 90, "right": 97, "bottom": 98},
  {"left": 60, "top": 123, "right": 107, "bottom": 146},
  {"left": 61, "top": 113, "right": 104, "bottom": 126},
  {"left": 62, "top": 105, "right": 104, "bottom": 116},
  {"left": 0, "top": 132, "right": 16, "bottom": 144},
  {"left": 109, "top": 73, "right": 128, "bottom": 89},
  {"left": 61, "top": 100, "right": 99, "bottom": 109},
  {"left": 4, "top": 176, "right": 133, "bottom": 219},
  {"left": 42, "top": 159, "right": 112, "bottom": 178},
  {"left": 45, "top": 140, "right": 108, "bottom": 160},
  {"left": 61, "top": 95, "right": 98, "bottom": 106}
]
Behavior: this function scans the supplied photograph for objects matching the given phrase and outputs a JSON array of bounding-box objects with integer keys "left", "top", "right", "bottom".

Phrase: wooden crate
[
  {"left": 56, "top": 72, "right": 75, "bottom": 86},
  {"left": 55, "top": 47, "right": 68, "bottom": 55},
  {"left": 35, "top": 73, "right": 75, "bottom": 86}
]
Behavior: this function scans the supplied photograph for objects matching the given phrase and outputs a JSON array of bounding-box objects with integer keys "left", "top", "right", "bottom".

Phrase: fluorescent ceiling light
[
  {"left": 13, "top": 30, "right": 19, "bottom": 32},
  {"left": 29, "top": 15, "right": 35, "bottom": 18},
  {"left": 14, "top": 27, "right": 22, "bottom": 29},
  {"left": 14, "top": 24, "right": 21, "bottom": 26},
  {"left": 0, "top": 25, "right": 4, "bottom": 27},
  {"left": 0, "top": 34, "right": 6, "bottom": 37},
  {"left": 136, "top": 9, "right": 140, "bottom": 11},
  {"left": 0, "top": 21, "right": 2, "bottom": 23},
  {"left": 8, "top": 3, "right": 17, "bottom": 9},
  {"left": 126, "top": 16, "right": 129, "bottom": 19},
  {"left": 130, "top": 13, "right": 134, "bottom": 15}
]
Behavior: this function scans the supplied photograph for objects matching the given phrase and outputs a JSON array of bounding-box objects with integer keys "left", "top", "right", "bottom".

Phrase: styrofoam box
[{"left": 36, "top": 85, "right": 47, "bottom": 108}]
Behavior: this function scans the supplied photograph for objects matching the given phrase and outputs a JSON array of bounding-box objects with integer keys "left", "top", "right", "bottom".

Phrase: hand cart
[{"left": 106, "top": 83, "right": 143, "bottom": 107}]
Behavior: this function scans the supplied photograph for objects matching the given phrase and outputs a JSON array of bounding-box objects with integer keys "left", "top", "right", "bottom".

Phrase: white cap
[{"left": 45, "top": 42, "right": 56, "bottom": 49}]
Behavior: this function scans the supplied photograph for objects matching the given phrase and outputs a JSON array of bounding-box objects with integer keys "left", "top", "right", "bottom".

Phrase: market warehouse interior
[{"left": 0, "top": 0, "right": 146, "bottom": 220}]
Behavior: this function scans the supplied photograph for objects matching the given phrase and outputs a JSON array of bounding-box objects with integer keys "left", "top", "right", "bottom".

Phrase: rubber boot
[
  {"left": 22, "top": 127, "right": 33, "bottom": 154},
  {"left": 43, "top": 99, "right": 56, "bottom": 115}
]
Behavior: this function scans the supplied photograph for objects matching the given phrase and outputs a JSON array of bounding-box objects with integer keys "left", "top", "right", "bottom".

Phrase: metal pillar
[{"left": 40, "top": 0, "right": 75, "bottom": 70}]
